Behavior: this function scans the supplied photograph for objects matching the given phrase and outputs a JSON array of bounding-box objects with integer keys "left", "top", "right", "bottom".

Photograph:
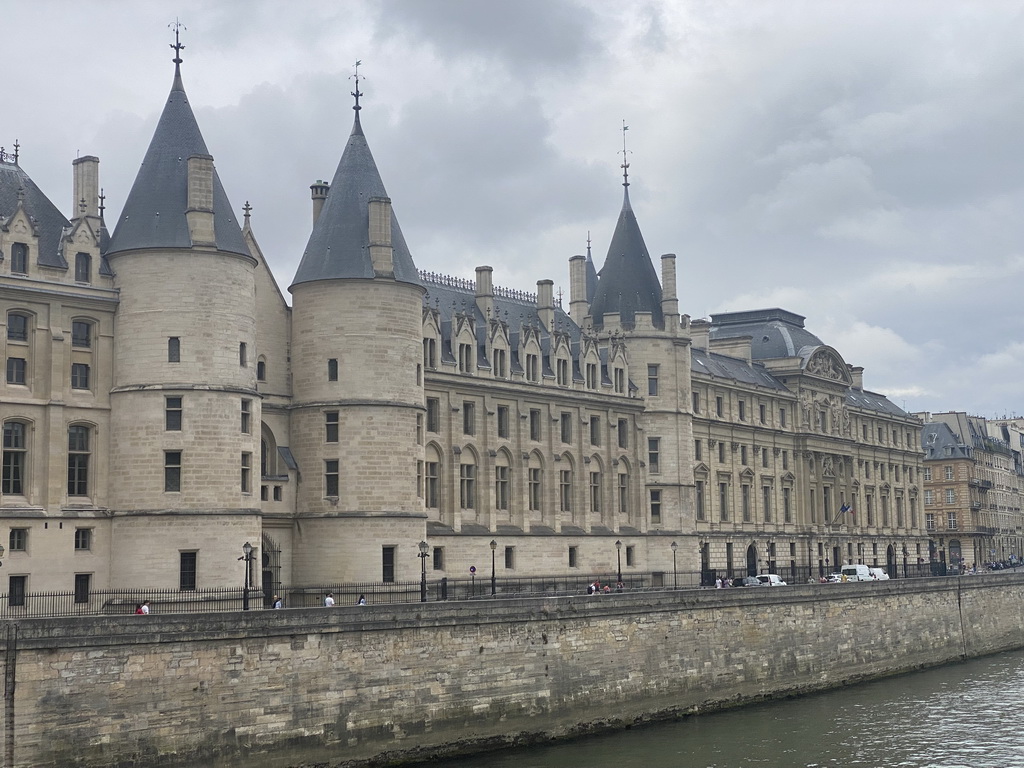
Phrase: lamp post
[
  {"left": 902, "top": 545, "right": 909, "bottom": 578},
  {"left": 490, "top": 539, "right": 497, "bottom": 596},
  {"left": 670, "top": 541, "right": 678, "bottom": 589},
  {"left": 615, "top": 540, "right": 622, "bottom": 584},
  {"left": 238, "top": 541, "right": 254, "bottom": 611},
  {"left": 418, "top": 540, "right": 429, "bottom": 603}
]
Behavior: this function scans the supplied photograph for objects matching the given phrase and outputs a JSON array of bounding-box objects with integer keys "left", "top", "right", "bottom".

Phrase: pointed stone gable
[
  {"left": 0, "top": 159, "right": 70, "bottom": 269},
  {"left": 290, "top": 113, "right": 419, "bottom": 289},
  {"left": 105, "top": 66, "right": 250, "bottom": 258},
  {"left": 589, "top": 188, "right": 663, "bottom": 329}
]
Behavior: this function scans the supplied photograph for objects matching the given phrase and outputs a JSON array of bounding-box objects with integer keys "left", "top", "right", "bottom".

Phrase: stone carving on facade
[
  {"left": 806, "top": 350, "right": 844, "bottom": 381},
  {"left": 822, "top": 455, "right": 835, "bottom": 477}
]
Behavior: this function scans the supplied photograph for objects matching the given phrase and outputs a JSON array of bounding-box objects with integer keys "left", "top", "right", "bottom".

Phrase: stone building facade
[{"left": 0, "top": 51, "right": 926, "bottom": 599}]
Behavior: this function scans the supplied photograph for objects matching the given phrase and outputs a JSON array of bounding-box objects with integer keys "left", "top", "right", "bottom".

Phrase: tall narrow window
[
  {"left": 257, "top": 360, "right": 266, "bottom": 381},
  {"left": 493, "top": 348, "right": 507, "bottom": 378},
  {"left": 559, "top": 469, "right": 572, "bottom": 512},
  {"left": 10, "top": 243, "right": 28, "bottom": 274},
  {"left": 589, "top": 471, "right": 601, "bottom": 513},
  {"left": 650, "top": 489, "right": 662, "bottom": 524},
  {"left": 495, "top": 465, "right": 510, "bottom": 510},
  {"left": 460, "top": 462, "right": 476, "bottom": 509},
  {"left": 240, "top": 399, "right": 252, "bottom": 434},
  {"left": 528, "top": 468, "right": 542, "bottom": 511},
  {"left": 425, "top": 461, "right": 439, "bottom": 508},
  {"left": 557, "top": 358, "right": 569, "bottom": 386},
  {"left": 423, "top": 338, "right": 437, "bottom": 369},
  {"left": 783, "top": 487, "right": 792, "bottom": 522},
  {"left": 72, "top": 321, "right": 92, "bottom": 348},
  {"left": 327, "top": 358, "right": 338, "bottom": 381},
  {"left": 614, "top": 367, "right": 625, "bottom": 393},
  {"left": 459, "top": 343, "right": 474, "bottom": 374},
  {"left": 590, "top": 416, "right": 601, "bottom": 446},
  {"left": 239, "top": 342, "right": 247, "bottom": 367},
  {"left": 560, "top": 412, "right": 572, "bottom": 444},
  {"left": 179, "top": 551, "right": 197, "bottom": 591},
  {"left": 694, "top": 439, "right": 702, "bottom": 461},
  {"left": 241, "top": 453, "right": 252, "bottom": 493},
  {"left": 168, "top": 336, "right": 180, "bottom": 363},
  {"left": 426, "top": 398, "right": 440, "bottom": 432},
  {"left": 586, "top": 363, "right": 597, "bottom": 390},
  {"left": 695, "top": 480, "right": 705, "bottom": 520},
  {"left": 526, "top": 353, "right": 539, "bottom": 382},
  {"left": 462, "top": 401, "right": 475, "bottom": 435},
  {"left": 648, "top": 437, "right": 660, "bottom": 474},
  {"left": 530, "top": 409, "right": 541, "bottom": 441},
  {"left": 497, "top": 405, "right": 509, "bottom": 438},
  {"left": 324, "top": 460, "right": 340, "bottom": 497},
  {"left": 741, "top": 484, "right": 751, "bottom": 522},
  {"left": 8, "top": 575, "right": 26, "bottom": 607},
  {"left": 74, "top": 253, "right": 91, "bottom": 284},
  {"left": 3, "top": 422, "right": 28, "bottom": 495},
  {"left": 382, "top": 546, "right": 396, "bottom": 583},
  {"left": 165, "top": 396, "right": 182, "bottom": 431},
  {"left": 67, "top": 425, "right": 90, "bottom": 496},
  {"left": 325, "top": 411, "right": 339, "bottom": 443},
  {"left": 692, "top": 391, "right": 700, "bottom": 413},
  {"left": 618, "top": 472, "right": 629, "bottom": 516},
  {"left": 71, "top": 363, "right": 90, "bottom": 390},
  {"left": 762, "top": 485, "right": 772, "bottom": 522},
  {"left": 647, "top": 364, "right": 659, "bottom": 396},
  {"left": 164, "top": 451, "right": 182, "bottom": 492},
  {"left": 617, "top": 419, "right": 628, "bottom": 449},
  {"left": 719, "top": 481, "right": 729, "bottom": 521}
]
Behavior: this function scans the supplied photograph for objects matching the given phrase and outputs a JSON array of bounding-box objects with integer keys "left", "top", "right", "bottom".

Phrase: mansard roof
[
  {"left": 589, "top": 187, "right": 663, "bottom": 329},
  {"left": 691, "top": 348, "right": 791, "bottom": 392},
  {"left": 105, "top": 64, "right": 249, "bottom": 258},
  {"left": 710, "top": 308, "right": 824, "bottom": 360},
  {"left": 0, "top": 157, "right": 113, "bottom": 276},
  {"left": 0, "top": 158, "right": 69, "bottom": 268},
  {"left": 921, "top": 421, "right": 972, "bottom": 460},
  {"left": 290, "top": 112, "right": 420, "bottom": 289}
]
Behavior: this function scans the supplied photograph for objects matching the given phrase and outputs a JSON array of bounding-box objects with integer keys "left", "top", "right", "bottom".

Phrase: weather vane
[
  {"left": 619, "top": 120, "right": 631, "bottom": 187},
  {"left": 351, "top": 60, "right": 363, "bottom": 112},
  {"left": 169, "top": 19, "right": 186, "bottom": 67}
]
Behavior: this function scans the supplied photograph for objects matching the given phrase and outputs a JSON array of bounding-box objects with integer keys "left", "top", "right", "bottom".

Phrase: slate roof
[
  {"left": 691, "top": 348, "right": 791, "bottom": 393},
  {"left": 105, "top": 65, "right": 249, "bottom": 258},
  {"left": 0, "top": 158, "right": 69, "bottom": 269},
  {"left": 921, "top": 421, "right": 972, "bottom": 460},
  {"left": 709, "top": 308, "right": 824, "bottom": 360},
  {"left": 1, "top": 158, "right": 113, "bottom": 276},
  {"left": 290, "top": 111, "right": 420, "bottom": 289},
  {"left": 589, "top": 187, "right": 663, "bottom": 329}
]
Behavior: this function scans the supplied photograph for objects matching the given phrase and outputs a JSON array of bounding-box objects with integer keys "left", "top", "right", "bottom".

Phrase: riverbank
[{"left": 2, "top": 573, "right": 1022, "bottom": 768}]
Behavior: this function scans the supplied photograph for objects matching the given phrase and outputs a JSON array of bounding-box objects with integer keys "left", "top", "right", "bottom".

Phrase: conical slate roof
[
  {"left": 589, "top": 187, "right": 663, "bottom": 329},
  {"left": 584, "top": 240, "right": 598, "bottom": 303},
  {"left": 290, "top": 112, "right": 419, "bottom": 289},
  {"left": 105, "top": 65, "right": 249, "bottom": 258}
]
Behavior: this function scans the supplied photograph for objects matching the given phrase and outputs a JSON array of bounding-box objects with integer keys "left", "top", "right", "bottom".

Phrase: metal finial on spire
[
  {"left": 586, "top": 230, "right": 592, "bottom": 258},
  {"left": 79, "top": 198, "right": 87, "bottom": 214},
  {"left": 12, "top": 140, "right": 19, "bottom": 164},
  {"left": 243, "top": 201, "right": 252, "bottom": 223},
  {"left": 350, "top": 60, "right": 363, "bottom": 112},
  {"left": 169, "top": 19, "right": 186, "bottom": 70},
  {"left": 619, "top": 120, "right": 631, "bottom": 187},
  {"left": 98, "top": 189, "right": 106, "bottom": 219}
]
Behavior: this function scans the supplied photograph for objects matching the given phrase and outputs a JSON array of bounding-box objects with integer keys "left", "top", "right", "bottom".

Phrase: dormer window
[
  {"left": 458, "top": 343, "right": 473, "bottom": 374},
  {"left": 75, "top": 252, "right": 91, "bottom": 283},
  {"left": 10, "top": 243, "right": 27, "bottom": 275}
]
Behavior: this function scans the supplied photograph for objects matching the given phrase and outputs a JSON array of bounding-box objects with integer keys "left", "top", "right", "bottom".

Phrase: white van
[
  {"left": 756, "top": 574, "right": 787, "bottom": 586},
  {"left": 868, "top": 567, "right": 890, "bottom": 581},
  {"left": 841, "top": 564, "right": 872, "bottom": 582}
]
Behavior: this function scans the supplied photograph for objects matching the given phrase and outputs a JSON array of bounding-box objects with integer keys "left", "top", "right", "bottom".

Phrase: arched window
[
  {"left": 257, "top": 358, "right": 266, "bottom": 382},
  {"left": 424, "top": 445, "right": 441, "bottom": 510},
  {"left": 2, "top": 421, "right": 28, "bottom": 495},
  {"left": 10, "top": 243, "right": 27, "bottom": 274},
  {"left": 68, "top": 425, "right": 90, "bottom": 496},
  {"left": 75, "top": 252, "right": 91, "bottom": 283},
  {"left": 459, "top": 451, "right": 477, "bottom": 510}
]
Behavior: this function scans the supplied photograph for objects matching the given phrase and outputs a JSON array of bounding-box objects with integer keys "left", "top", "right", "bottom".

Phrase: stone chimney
[
  {"left": 310, "top": 180, "right": 329, "bottom": 225},
  {"left": 537, "top": 279, "right": 555, "bottom": 332},
  {"left": 185, "top": 154, "right": 216, "bottom": 246},
  {"left": 568, "top": 254, "right": 589, "bottom": 322},
  {"left": 661, "top": 253, "right": 679, "bottom": 318},
  {"left": 72, "top": 155, "right": 100, "bottom": 219},
  {"left": 690, "top": 318, "right": 710, "bottom": 350},
  {"left": 476, "top": 266, "right": 495, "bottom": 320},
  {"left": 848, "top": 365, "right": 864, "bottom": 391},
  {"left": 367, "top": 196, "right": 394, "bottom": 277}
]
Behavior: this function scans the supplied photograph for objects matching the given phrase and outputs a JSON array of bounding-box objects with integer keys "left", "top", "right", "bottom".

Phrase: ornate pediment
[{"left": 803, "top": 347, "right": 852, "bottom": 385}]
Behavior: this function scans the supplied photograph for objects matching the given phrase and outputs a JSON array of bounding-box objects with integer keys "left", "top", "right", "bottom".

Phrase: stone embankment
[{"left": 2, "top": 574, "right": 1022, "bottom": 767}]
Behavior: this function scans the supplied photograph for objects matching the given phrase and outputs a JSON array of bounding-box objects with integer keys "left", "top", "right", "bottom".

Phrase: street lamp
[
  {"left": 238, "top": 541, "right": 254, "bottom": 611},
  {"left": 902, "top": 545, "right": 909, "bottom": 578},
  {"left": 615, "top": 540, "right": 622, "bottom": 584},
  {"left": 490, "top": 539, "right": 497, "bottom": 596},
  {"left": 418, "top": 540, "right": 429, "bottom": 603},
  {"left": 670, "top": 541, "right": 678, "bottom": 589}
]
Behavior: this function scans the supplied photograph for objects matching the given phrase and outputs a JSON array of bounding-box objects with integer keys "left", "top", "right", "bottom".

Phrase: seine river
[{"left": 421, "top": 648, "right": 1024, "bottom": 768}]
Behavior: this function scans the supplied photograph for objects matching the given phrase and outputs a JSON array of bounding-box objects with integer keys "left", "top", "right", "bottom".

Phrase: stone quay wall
[{"left": 2, "top": 574, "right": 1023, "bottom": 768}]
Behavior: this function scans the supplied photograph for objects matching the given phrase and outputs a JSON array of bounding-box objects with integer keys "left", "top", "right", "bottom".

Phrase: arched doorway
[
  {"left": 261, "top": 533, "right": 282, "bottom": 607},
  {"left": 886, "top": 545, "right": 897, "bottom": 578},
  {"left": 745, "top": 544, "right": 757, "bottom": 576}
]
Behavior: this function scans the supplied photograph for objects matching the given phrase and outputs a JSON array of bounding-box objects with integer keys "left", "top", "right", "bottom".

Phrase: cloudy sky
[{"left": 6, "top": 1, "right": 1023, "bottom": 419}]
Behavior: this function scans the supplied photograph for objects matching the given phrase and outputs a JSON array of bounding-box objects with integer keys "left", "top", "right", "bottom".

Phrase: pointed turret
[
  {"left": 105, "top": 40, "right": 249, "bottom": 258},
  {"left": 584, "top": 233, "right": 598, "bottom": 303},
  {"left": 589, "top": 186, "right": 663, "bottom": 330},
  {"left": 290, "top": 105, "right": 419, "bottom": 289}
]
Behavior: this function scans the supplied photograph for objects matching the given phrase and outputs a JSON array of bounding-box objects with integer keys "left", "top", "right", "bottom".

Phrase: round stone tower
[{"left": 288, "top": 83, "right": 425, "bottom": 583}]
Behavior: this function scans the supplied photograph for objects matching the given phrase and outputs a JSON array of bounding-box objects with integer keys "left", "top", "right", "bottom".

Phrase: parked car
[
  {"left": 756, "top": 574, "right": 787, "bottom": 586},
  {"left": 868, "top": 567, "right": 890, "bottom": 581},
  {"left": 825, "top": 573, "right": 844, "bottom": 583},
  {"left": 732, "top": 576, "right": 762, "bottom": 587}
]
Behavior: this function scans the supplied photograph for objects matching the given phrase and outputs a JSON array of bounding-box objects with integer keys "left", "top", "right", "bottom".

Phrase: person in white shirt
[{"left": 324, "top": 593, "right": 335, "bottom": 607}]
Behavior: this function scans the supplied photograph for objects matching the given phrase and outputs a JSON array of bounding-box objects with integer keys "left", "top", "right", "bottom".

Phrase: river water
[{"left": 424, "top": 648, "right": 1024, "bottom": 768}]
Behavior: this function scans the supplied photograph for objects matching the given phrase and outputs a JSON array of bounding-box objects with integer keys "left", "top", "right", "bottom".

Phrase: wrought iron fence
[{"left": 0, "top": 563, "right": 976, "bottom": 619}]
